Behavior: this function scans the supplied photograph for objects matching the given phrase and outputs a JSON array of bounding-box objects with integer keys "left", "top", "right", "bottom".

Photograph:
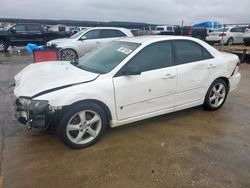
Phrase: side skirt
[{"left": 110, "top": 99, "right": 203, "bottom": 128}]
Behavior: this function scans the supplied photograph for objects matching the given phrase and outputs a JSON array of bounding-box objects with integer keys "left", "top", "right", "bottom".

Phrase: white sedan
[
  {"left": 206, "top": 27, "right": 246, "bottom": 45},
  {"left": 14, "top": 36, "right": 241, "bottom": 149},
  {"left": 47, "top": 27, "right": 133, "bottom": 61}
]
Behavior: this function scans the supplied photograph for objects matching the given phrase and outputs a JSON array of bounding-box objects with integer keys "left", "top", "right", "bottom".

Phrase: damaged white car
[{"left": 14, "top": 36, "right": 241, "bottom": 149}]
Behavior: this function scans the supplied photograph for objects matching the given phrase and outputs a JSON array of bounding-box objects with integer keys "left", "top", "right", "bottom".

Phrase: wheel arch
[
  {"left": 66, "top": 99, "right": 113, "bottom": 125},
  {"left": 203, "top": 76, "right": 230, "bottom": 100},
  {"left": 215, "top": 77, "right": 230, "bottom": 92}
]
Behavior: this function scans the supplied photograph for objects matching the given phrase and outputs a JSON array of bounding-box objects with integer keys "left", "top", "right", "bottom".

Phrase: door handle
[
  {"left": 207, "top": 64, "right": 216, "bottom": 69},
  {"left": 96, "top": 42, "right": 101, "bottom": 44},
  {"left": 162, "top": 74, "right": 175, "bottom": 80}
]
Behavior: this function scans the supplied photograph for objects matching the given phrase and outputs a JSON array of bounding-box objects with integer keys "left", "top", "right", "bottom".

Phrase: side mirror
[
  {"left": 79, "top": 36, "right": 86, "bottom": 41},
  {"left": 121, "top": 65, "right": 141, "bottom": 76},
  {"left": 10, "top": 27, "right": 16, "bottom": 33}
]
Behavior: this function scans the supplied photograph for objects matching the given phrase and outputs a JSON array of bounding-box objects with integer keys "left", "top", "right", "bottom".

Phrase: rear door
[
  {"left": 25, "top": 24, "right": 44, "bottom": 45},
  {"left": 230, "top": 27, "right": 245, "bottom": 43},
  {"left": 173, "top": 40, "right": 215, "bottom": 107},
  {"left": 99, "top": 29, "right": 127, "bottom": 44},
  {"left": 113, "top": 41, "right": 177, "bottom": 120}
]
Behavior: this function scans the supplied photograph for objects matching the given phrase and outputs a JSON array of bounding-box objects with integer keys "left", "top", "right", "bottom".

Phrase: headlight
[{"left": 18, "top": 97, "right": 48, "bottom": 111}]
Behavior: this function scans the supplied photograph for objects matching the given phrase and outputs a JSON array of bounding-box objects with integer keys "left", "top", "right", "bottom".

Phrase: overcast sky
[{"left": 0, "top": 0, "right": 249, "bottom": 25}]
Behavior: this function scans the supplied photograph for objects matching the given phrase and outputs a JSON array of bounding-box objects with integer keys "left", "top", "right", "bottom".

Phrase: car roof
[
  {"left": 89, "top": 27, "right": 129, "bottom": 30},
  {"left": 116, "top": 35, "right": 199, "bottom": 44}
]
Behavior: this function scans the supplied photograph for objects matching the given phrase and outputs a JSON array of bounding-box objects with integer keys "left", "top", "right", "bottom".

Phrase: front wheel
[
  {"left": 58, "top": 103, "right": 107, "bottom": 149},
  {"left": 61, "top": 49, "right": 78, "bottom": 61},
  {"left": 0, "top": 40, "right": 9, "bottom": 52},
  {"left": 203, "top": 79, "right": 228, "bottom": 111},
  {"left": 227, "top": 38, "right": 233, "bottom": 46}
]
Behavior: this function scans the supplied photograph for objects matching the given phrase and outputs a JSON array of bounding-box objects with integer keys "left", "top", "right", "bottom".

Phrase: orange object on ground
[{"left": 33, "top": 49, "right": 61, "bottom": 63}]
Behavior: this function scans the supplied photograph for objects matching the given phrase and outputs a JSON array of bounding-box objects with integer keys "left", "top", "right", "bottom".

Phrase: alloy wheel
[
  {"left": 66, "top": 110, "right": 102, "bottom": 145},
  {"left": 209, "top": 83, "right": 226, "bottom": 108},
  {"left": 228, "top": 38, "right": 233, "bottom": 46},
  {"left": 61, "top": 49, "right": 77, "bottom": 61}
]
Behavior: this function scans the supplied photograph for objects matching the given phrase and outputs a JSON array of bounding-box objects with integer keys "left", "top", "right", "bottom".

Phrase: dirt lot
[{"left": 0, "top": 49, "right": 250, "bottom": 188}]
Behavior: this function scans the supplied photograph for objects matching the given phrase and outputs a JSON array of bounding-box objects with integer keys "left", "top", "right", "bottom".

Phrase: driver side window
[
  {"left": 84, "top": 30, "right": 101, "bottom": 40},
  {"left": 15, "top": 25, "right": 26, "bottom": 32}
]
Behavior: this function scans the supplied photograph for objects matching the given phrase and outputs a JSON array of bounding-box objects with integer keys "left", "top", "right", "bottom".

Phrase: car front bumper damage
[{"left": 15, "top": 98, "right": 62, "bottom": 130}]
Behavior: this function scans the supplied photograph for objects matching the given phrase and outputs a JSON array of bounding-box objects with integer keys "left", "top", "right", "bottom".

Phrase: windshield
[
  {"left": 76, "top": 41, "right": 140, "bottom": 74},
  {"left": 70, "top": 29, "right": 87, "bottom": 39}
]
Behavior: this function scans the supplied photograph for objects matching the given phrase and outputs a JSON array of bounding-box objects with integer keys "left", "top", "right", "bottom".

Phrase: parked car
[
  {"left": 206, "top": 26, "right": 246, "bottom": 45},
  {"left": 153, "top": 25, "right": 176, "bottom": 35},
  {"left": 154, "top": 25, "right": 208, "bottom": 41},
  {"left": 14, "top": 36, "right": 241, "bottom": 149},
  {"left": 243, "top": 28, "right": 250, "bottom": 46},
  {"left": 181, "top": 26, "right": 208, "bottom": 40},
  {"left": 47, "top": 27, "right": 134, "bottom": 61},
  {"left": 0, "top": 23, "right": 70, "bottom": 52}
]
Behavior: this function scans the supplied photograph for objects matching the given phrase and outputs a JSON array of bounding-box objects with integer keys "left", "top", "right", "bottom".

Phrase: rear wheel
[
  {"left": 203, "top": 79, "right": 228, "bottom": 111},
  {"left": 227, "top": 37, "right": 233, "bottom": 46},
  {"left": 57, "top": 102, "right": 107, "bottom": 149},
  {"left": 61, "top": 49, "right": 78, "bottom": 61},
  {"left": 0, "top": 40, "right": 9, "bottom": 52}
]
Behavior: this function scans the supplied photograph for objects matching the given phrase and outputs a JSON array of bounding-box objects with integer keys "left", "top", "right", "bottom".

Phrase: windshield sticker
[{"left": 117, "top": 47, "right": 133, "bottom": 55}]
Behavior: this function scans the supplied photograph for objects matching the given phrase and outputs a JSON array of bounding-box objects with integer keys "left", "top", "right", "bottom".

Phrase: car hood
[
  {"left": 47, "top": 38, "right": 73, "bottom": 45},
  {"left": 14, "top": 61, "right": 99, "bottom": 98}
]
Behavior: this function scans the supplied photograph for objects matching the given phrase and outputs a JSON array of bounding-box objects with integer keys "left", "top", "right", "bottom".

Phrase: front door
[
  {"left": 77, "top": 29, "right": 106, "bottom": 57},
  {"left": 113, "top": 41, "right": 177, "bottom": 120},
  {"left": 9, "top": 24, "right": 28, "bottom": 46}
]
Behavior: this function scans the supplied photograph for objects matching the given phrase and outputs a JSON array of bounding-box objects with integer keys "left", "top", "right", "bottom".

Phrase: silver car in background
[{"left": 47, "top": 27, "right": 134, "bottom": 61}]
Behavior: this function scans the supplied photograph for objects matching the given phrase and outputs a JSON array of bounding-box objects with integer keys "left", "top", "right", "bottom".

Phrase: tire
[
  {"left": 203, "top": 79, "right": 228, "bottom": 111},
  {"left": 227, "top": 38, "right": 233, "bottom": 46},
  {"left": 244, "top": 39, "right": 250, "bottom": 46},
  {"left": 60, "top": 49, "right": 78, "bottom": 61},
  {"left": 207, "top": 41, "right": 215, "bottom": 46},
  {"left": 0, "top": 40, "right": 9, "bottom": 52},
  {"left": 57, "top": 102, "right": 107, "bottom": 149}
]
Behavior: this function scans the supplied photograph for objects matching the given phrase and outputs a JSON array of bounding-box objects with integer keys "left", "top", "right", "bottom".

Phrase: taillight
[
  {"left": 219, "top": 33, "right": 226, "bottom": 37},
  {"left": 188, "top": 28, "right": 192, "bottom": 35},
  {"left": 237, "top": 60, "right": 241, "bottom": 66}
]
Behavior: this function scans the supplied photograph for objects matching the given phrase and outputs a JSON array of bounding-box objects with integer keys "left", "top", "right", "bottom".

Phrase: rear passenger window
[
  {"left": 100, "top": 29, "right": 126, "bottom": 38},
  {"left": 125, "top": 41, "right": 173, "bottom": 72},
  {"left": 26, "top": 25, "right": 42, "bottom": 32},
  {"left": 174, "top": 40, "right": 207, "bottom": 65},
  {"left": 230, "top": 28, "right": 237, "bottom": 32},
  {"left": 114, "top": 30, "right": 126, "bottom": 37},
  {"left": 203, "top": 48, "right": 213, "bottom": 60},
  {"left": 167, "top": 27, "right": 173, "bottom": 31}
]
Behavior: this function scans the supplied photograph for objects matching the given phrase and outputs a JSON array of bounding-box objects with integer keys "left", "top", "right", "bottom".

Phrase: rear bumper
[
  {"left": 229, "top": 72, "right": 241, "bottom": 92},
  {"left": 206, "top": 36, "right": 228, "bottom": 44}
]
